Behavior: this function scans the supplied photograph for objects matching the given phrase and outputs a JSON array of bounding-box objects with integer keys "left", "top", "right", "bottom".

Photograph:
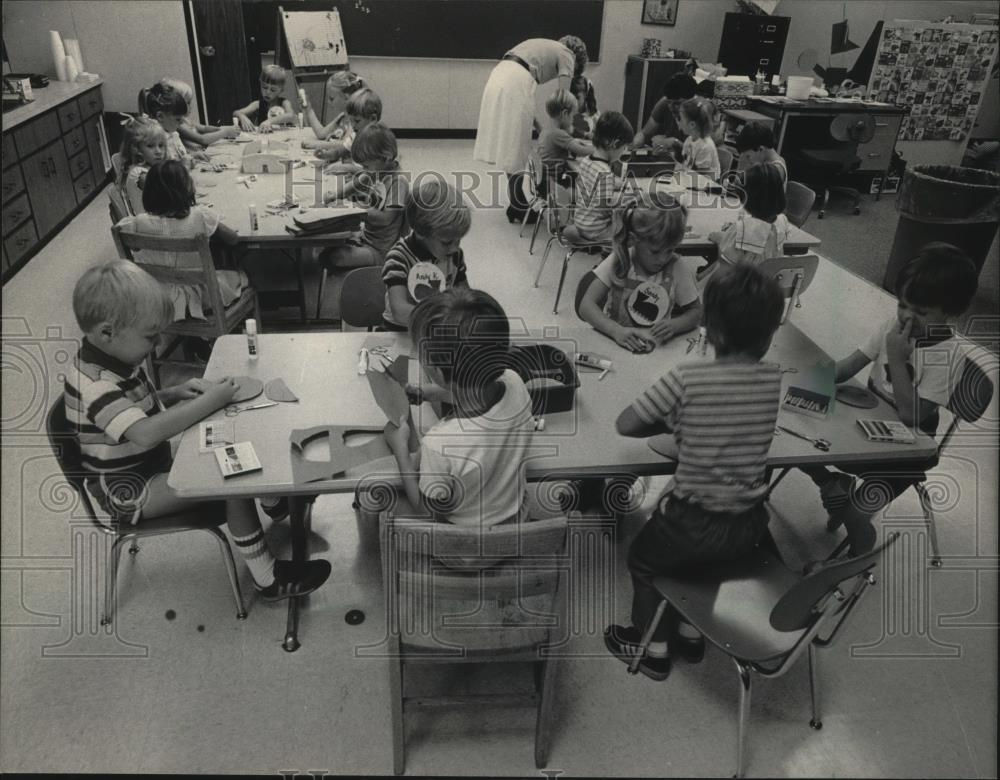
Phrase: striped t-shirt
[
  {"left": 631, "top": 361, "right": 782, "bottom": 513},
  {"left": 573, "top": 154, "right": 616, "bottom": 239},
  {"left": 381, "top": 232, "right": 468, "bottom": 326},
  {"left": 65, "top": 339, "right": 171, "bottom": 496}
]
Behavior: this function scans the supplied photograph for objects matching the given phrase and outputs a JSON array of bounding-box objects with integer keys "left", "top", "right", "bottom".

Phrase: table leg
[
  {"left": 296, "top": 248, "right": 308, "bottom": 324},
  {"left": 282, "top": 494, "right": 309, "bottom": 653}
]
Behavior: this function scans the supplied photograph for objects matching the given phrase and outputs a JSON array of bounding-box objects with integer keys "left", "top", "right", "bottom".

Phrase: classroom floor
[{"left": 1, "top": 140, "right": 997, "bottom": 777}]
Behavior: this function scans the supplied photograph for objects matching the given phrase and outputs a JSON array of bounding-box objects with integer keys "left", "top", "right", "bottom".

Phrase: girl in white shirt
[
  {"left": 710, "top": 163, "right": 791, "bottom": 267},
  {"left": 675, "top": 97, "right": 721, "bottom": 180},
  {"left": 118, "top": 116, "right": 168, "bottom": 216}
]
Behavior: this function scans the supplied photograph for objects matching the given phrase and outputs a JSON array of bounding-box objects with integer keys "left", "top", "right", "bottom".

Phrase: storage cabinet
[{"left": 2, "top": 82, "right": 109, "bottom": 283}]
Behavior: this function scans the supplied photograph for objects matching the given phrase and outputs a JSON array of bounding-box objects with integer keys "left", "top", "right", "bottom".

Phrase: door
[
  {"left": 190, "top": 0, "right": 253, "bottom": 125},
  {"left": 22, "top": 141, "right": 76, "bottom": 238}
]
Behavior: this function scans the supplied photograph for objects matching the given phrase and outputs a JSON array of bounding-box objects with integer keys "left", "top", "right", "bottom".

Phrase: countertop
[{"left": 1, "top": 79, "right": 104, "bottom": 132}]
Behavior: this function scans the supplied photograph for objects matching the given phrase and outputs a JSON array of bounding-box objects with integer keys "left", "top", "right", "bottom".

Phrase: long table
[{"left": 168, "top": 324, "right": 936, "bottom": 650}]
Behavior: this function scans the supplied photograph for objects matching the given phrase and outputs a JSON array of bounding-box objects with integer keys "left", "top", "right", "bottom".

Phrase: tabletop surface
[
  {"left": 168, "top": 324, "right": 936, "bottom": 500},
  {"left": 2, "top": 78, "right": 104, "bottom": 131},
  {"left": 747, "top": 95, "right": 909, "bottom": 115}
]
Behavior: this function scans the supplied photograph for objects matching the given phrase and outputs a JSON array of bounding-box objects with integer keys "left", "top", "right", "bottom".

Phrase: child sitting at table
[
  {"left": 381, "top": 178, "right": 472, "bottom": 331},
  {"left": 383, "top": 288, "right": 537, "bottom": 527},
  {"left": 538, "top": 89, "right": 594, "bottom": 195},
  {"left": 798, "top": 243, "right": 979, "bottom": 556},
  {"left": 578, "top": 194, "right": 701, "bottom": 353},
  {"left": 66, "top": 260, "right": 330, "bottom": 600},
  {"left": 118, "top": 115, "right": 168, "bottom": 216},
  {"left": 674, "top": 97, "right": 721, "bottom": 181},
  {"left": 138, "top": 83, "right": 209, "bottom": 167},
  {"left": 233, "top": 64, "right": 296, "bottom": 133},
  {"left": 709, "top": 163, "right": 791, "bottom": 267},
  {"left": 565, "top": 110, "right": 634, "bottom": 242},
  {"left": 734, "top": 120, "right": 788, "bottom": 187},
  {"left": 301, "top": 70, "right": 366, "bottom": 146},
  {"left": 311, "top": 88, "right": 383, "bottom": 165},
  {"left": 159, "top": 77, "right": 240, "bottom": 150},
  {"left": 604, "top": 263, "right": 785, "bottom": 680},
  {"left": 318, "top": 123, "right": 409, "bottom": 318}
]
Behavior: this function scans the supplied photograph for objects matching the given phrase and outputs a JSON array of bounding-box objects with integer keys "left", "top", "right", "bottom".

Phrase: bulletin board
[{"left": 868, "top": 20, "right": 999, "bottom": 142}]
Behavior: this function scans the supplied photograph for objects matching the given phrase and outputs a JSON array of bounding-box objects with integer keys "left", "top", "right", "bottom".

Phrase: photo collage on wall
[{"left": 868, "top": 21, "right": 998, "bottom": 141}]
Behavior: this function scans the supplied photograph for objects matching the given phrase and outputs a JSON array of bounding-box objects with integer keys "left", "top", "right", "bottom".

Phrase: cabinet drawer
[
  {"left": 64, "top": 125, "right": 88, "bottom": 158},
  {"left": 3, "top": 193, "right": 32, "bottom": 235},
  {"left": 858, "top": 114, "right": 902, "bottom": 170},
  {"left": 73, "top": 169, "right": 97, "bottom": 203},
  {"left": 4, "top": 219, "right": 38, "bottom": 267},
  {"left": 69, "top": 148, "right": 92, "bottom": 179},
  {"left": 78, "top": 89, "right": 104, "bottom": 120},
  {"left": 57, "top": 100, "right": 83, "bottom": 132},
  {"left": 2, "top": 134, "right": 16, "bottom": 169},
  {"left": 13, "top": 112, "right": 61, "bottom": 158},
  {"left": 2, "top": 165, "right": 25, "bottom": 203}
]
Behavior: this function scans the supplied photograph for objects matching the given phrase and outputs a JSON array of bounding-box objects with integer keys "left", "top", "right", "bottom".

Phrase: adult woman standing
[{"left": 474, "top": 36, "right": 589, "bottom": 222}]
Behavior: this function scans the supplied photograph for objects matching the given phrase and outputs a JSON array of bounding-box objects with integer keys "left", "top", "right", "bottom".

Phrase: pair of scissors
[
  {"left": 775, "top": 425, "right": 831, "bottom": 451},
  {"left": 225, "top": 401, "right": 277, "bottom": 417}
]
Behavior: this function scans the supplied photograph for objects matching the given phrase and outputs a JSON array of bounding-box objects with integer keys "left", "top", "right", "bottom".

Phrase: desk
[
  {"left": 168, "top": 325, "right": 936, "bottom": 649},
  {"left": 745, "top": 97, "right": 908, "bottom": 197},
  {"left": 192, "top": 127, "right": 357, "bottom": 322}
]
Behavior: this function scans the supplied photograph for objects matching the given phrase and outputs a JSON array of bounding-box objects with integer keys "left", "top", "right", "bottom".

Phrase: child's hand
[
  {"left": 649, "top": 318, "right": 680, "bottom": 345},
  {"left": 315, "top": 146, "right": 343, "bottom": 161},
  {"left": 258, "top": 120, "right": 275, "bottom": 134},
  {"left": 223, "top": 125, "right": 240, "bottom": 139},
  {"left": 384, "top": 417, "right": 411, "bottom": 455},
  {"left": 614, "top": 326, "right": 656, "bottom": 354},
  {"left": 708, "top": 231, "right": 724, "bottom": 244},
  {"left": 886, "top": 317, "right": 914, "bottom": 362},
  {"left": 174, "top": 377, "right": 215, "bottom": 401},
  {"left": 301, "top": 138, "right": 319, "bottom": 149},
  {"left": 194, "top": 151, "right": 212, "bottom": 163},
  {"left": 236, "top": 115, "right": 256, "bottom": 132},
  {"left": 204, "top": 377, "right": 239, "bottom": 409}
]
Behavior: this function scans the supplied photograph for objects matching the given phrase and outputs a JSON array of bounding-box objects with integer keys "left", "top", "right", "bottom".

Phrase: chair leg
[
  {"left": 553, "top": 249, "right": 574, "bottom": 314},
  {"left": 735, "top": 658, "right": 753, "bottom": 779},
  {"left": 315, "top": 266, "right": 328, "bottom": 321},
  {"left": 529, "top": 207, "right": 545, "bottom": 254},
  {"left": 628, "top": 599, "right": 668, "bottom": 674},
  {"left": 534, "top": 237, "right": 557, "bottom": 287},
  {"left": 807, "top": 643, "right": 823, "bottom": 729},
  {"left": 203, "top": 527, "right": 248, "bottom": 620},
  {"left": 764, "top": 467, "right": 792, "bottom": 502},
  {"left": 103, "top": 535, "right": 129, "bottom": 626},
  {"left": 914, "top": 482, "right": 942, "bottom": 567},
  {"left": 389, "top": 638, "right": 405, "bottom": 775},
  {"left": 519, "top": 198, "right": 535, "bottom": 237},
  {"left": 534, "top": 653, "right": 559, "bottom": 768}
]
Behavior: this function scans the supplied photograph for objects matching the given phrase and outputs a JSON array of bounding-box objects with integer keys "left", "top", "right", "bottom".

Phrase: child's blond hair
[
  {"left": 407, "top": 177, "right": 472, "bottom": 242},
  {"left": 73, "top": 260, "right": 174, "bottom": 333},
  {"left": 679, "top": 97, "right": 714, "bottom": 138},
  {"left": 260, "top": 64, "right": 287, "bottom": 86},
  {"left": 327, "top": 70, "right": 365, "bottom": 97},
  {"left": 118, "top": 115, "right": 168, "bottom": 187},
  {"left": 545, "top": 89, "right": 579, "bottom": 119},
  {"left": 609, "top": 194, "right": 688, "bottom": 284},
  {"left": 160, "top": 77, "right": 194, "bottom": 110},
  {"left": 346, "top": 88, "right": 382, "bottom": 121}
]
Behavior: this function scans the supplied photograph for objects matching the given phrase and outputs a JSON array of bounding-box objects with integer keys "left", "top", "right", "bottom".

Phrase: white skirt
[{"left": 474, "top": 60, "right": 536, "bottom": 175}]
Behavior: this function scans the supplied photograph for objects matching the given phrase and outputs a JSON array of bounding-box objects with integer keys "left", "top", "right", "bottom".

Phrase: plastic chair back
[
  {"left": 946, "top": 357, "right": 994, "bottom": 425},
  {"left": 574, "top": 269, "right": 599, "bottom": 318},
  {"left": 757, "top": 254, "right": 819, "bottom": 297},
  {"left": 785, "top": 181, "right": 817, "bottom": 227},
  {"left": 340, "top": 266, "right": 386, "bottom": 329}
]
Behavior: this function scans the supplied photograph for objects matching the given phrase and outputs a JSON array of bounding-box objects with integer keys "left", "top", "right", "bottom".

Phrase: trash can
[{"left": 882, "top": 165, "right": 1000, "bottom": 292}]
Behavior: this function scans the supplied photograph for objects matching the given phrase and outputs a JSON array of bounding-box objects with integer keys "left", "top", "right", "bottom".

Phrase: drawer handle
[
  {"left": 73, "top": 138, "right": 81, "bottom": 148},
  {"left": 9, "top": 211, "right": 22, "bottom": 222},
  {"left": 40, "top": 160, "right": 50, "bottom": 177},
  {"left": 17, "top": 238, "right": 30, "bottom": 247},
  {"left": 875, "top": 122, "right": 888, "bottom": 127},
  {"left": 49, "top": 157, "right": 57, "bottom": 173},
  {"left": 867, "top": 152, "right": 882, "bottom": 157}
]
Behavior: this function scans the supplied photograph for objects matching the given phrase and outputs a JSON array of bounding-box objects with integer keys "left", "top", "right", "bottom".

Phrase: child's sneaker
[
  {"left": 603, "top": 624, "right": 672, "bottom": 681},
  {"left": 260, "top": 497, "right": 289, "bottom": 523},
  {"left": 256, "top": 559, "right": 331, "bottom": 602}
]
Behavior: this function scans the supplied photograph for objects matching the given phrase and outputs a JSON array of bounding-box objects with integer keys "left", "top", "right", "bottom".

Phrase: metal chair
[
  {"left": 111, "top": 225, "right": 260, "bottom": 384},
  {"left": 533, "top": 173, "right": 613, "bottom": 314},
  {"left": 627, "top": 532, "right": 900, "bottom": 777},
  {"left": 383, "top": 513, "right": 568, "bottom": 774},
  {"left": 339, "top": 265, "right": 386, "bottom": 331},
  {"left": 796, "top": 114, "right": 876, "bottom": 218},
  {"left": 46, "top": 395, "right": 247, "bottom": 625},
  {"left": 717, "top": 146, "right": 734, "bottom": 178},
  {"left": 756, "top": 254, "right": 819, "bottom": 325},
  {"left": 784, "top": 180, "right": 818, "bottom": 227},
  {"left": 520, "top": 150, "right": 545, "bottom": 244}
]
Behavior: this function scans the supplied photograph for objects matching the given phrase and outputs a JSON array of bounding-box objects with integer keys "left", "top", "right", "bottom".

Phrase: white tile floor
[{"left": 1, "top": 140, "right": 997, "bottom": 776}]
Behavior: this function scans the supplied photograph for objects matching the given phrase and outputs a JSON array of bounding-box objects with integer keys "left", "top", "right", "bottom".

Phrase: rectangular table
[{"left": 168, "top": 324, "right": 936, "bottom": 650}]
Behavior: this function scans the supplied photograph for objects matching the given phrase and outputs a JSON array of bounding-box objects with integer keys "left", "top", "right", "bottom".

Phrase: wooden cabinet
[{"left": 2, "top": 84, "right": 109, "bottom": 283}]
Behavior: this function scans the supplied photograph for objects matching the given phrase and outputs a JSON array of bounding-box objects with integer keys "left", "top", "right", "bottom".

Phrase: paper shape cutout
[
  {"left": 408, "top": 262, "right": 446, "bottom": 302},
  {"left": 289, "top": 425, "right": 391, "bottom": 483},
  {"left": 835, "top": 384, "right": 879, "bottom": 409},
  {"left": 627, "top": 281, "right": 671, "bottom": 327},
  {"left": 832, "top": 20, "right": 859, "bottom": 55},
  {"left": 265, "top": 378, "right": 299, "bottom": 402},
  {"left": 367, "top": 363, "right": 410, "bottom": 424},
  {"left": 230, "top": 376, "right": 264, "bottom": 403}
]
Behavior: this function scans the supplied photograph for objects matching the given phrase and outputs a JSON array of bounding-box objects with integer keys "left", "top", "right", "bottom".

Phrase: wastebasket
[{"left": 882, "top": 165, "right": 1000, "bottom": 292}]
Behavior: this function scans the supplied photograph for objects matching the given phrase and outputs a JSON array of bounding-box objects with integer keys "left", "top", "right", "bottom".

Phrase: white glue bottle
[
  {"left": 246, "top": 319, "right": 259, "bottom": 360},
  {"left": 248, "top": 204, "right": 259, "bottom": 233}
]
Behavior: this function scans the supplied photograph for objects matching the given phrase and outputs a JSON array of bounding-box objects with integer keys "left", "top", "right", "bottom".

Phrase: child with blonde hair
[
  {"left": 138, "top": 83, "right": 207, "bottom": 166},
  {"left": 118, "top": 115, "right": 168, "bottom": 215},
  {"left": 381, "top": 177, "right": 472, "bottom": 330},
  {"left": 539, "top": 89, "right": 594, "bottom": 186},
  {"left": 578, "top": 195, "right": 701, "bottom": 352},
  {"left": 302, "top": 70, "right": 366, "bottom": 146},
  {"left": 709, "top": 163, "right": 790, "bottom": 266},
  {"left": 233, "top": 64, "right": 296, "bottom": 132},
  {"left": 675, "top": 97, "right": 721, "bottom": 180},
  {"left": 159, "top": 77, "right": 239, "bottom": 149},
  {"left": 312, "top": 88, "right": 383, "bottom": 164}
]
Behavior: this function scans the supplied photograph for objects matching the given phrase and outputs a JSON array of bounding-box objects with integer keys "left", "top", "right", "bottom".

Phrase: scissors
[
  {"left": 776, "top": 425, "right": 831, "bottom": 451},
  {"left": 225, "top": 401, "right": 277, "bottom": 417}
]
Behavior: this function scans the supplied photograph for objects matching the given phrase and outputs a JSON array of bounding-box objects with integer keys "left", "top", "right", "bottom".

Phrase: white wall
[{"left": 2, "top": 0, "right": 198, "bottom": 119}]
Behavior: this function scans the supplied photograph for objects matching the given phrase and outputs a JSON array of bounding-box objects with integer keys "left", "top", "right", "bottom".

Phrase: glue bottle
[
  {"left": 246, "top": 319, "right": 259, "bottom": 360},
  {"left": 248, "top": 204, "right": 259, "bottom": 233}
]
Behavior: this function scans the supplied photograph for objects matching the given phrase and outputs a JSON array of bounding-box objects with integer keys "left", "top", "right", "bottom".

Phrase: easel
[{"left": 275, "top": 6, "right": 351, "bottom": 124}]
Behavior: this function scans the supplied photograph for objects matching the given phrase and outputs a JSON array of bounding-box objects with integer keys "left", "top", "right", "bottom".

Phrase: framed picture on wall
[{"left": 642, "top": 0, "right": 678, "bottom": 26}]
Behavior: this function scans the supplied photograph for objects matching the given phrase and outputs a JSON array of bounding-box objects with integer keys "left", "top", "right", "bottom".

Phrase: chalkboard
[{"left": 253, "top": 1, "right": 603, "bottom": 62}]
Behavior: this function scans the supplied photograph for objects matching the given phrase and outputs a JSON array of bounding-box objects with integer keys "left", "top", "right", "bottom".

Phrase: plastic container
[
  {"left": 245, "top": 319, "right": 259, "bottom": 360},
  {"left": 786, "top": 76, "right": 813, "bottom": 100},
  {"left": 882, "top": 164, "right": 1000, "bottom": 291}
]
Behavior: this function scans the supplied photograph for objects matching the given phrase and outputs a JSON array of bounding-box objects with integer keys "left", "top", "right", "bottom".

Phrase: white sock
[
  {"left": 646, "top": 641, "right": 668, "bottom": 658},
  {"left": 677, "top": 621, "right": 702, "bottom": 640}
]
